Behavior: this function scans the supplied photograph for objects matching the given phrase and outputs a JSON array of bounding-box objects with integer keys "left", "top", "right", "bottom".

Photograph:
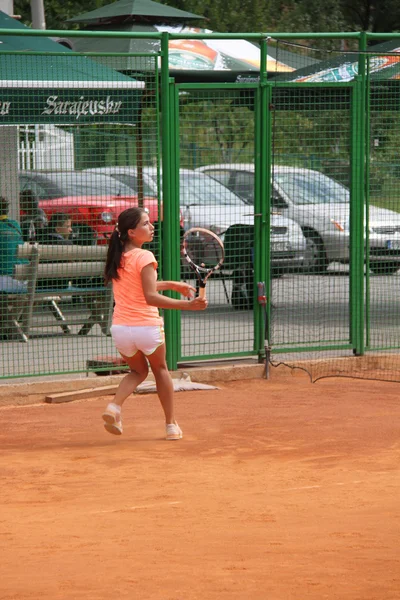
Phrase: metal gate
[{"left": 166, "top": 79, "right": 361, "bottom": 367}]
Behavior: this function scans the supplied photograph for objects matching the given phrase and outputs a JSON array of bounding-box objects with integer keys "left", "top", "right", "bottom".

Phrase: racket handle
[{"left": 199, "top": 286, "right": 206, "bottom": 299}]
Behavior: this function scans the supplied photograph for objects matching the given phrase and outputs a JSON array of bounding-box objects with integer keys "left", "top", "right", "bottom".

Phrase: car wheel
[
  {"left": 370, "top": 262, "right": 400, "bottom": 275},
  {"left": 72, "top": 224, "right": 97, "bottom": 246},
  {"left": 303, "top": 230, "right": 329, "bottom": 274}
]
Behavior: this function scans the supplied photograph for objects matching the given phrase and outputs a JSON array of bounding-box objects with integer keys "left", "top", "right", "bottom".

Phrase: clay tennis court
[{"left": 1, "top": 367, "right": 399, "bottom": 600}]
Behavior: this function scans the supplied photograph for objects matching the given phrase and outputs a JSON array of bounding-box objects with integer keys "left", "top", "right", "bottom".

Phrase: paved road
[{"left": 2, "top": 266, "right": 400, "bottom": 379}]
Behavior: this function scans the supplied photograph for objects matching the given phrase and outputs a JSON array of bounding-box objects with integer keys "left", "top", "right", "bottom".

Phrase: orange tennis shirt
[{"left": 112, "top": 248, "right": 163, "bottom": 326}]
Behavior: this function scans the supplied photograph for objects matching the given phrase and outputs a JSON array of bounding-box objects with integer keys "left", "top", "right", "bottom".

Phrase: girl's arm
[
  {"left": 142, "top": 265, "right": 206, "bottom": 311},
  {"left": 156, "top": 280, "right": 195, "bottom": 298}
]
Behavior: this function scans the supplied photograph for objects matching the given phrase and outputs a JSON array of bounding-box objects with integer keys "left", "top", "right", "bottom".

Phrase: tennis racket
[{"left": 182, "top": 227, "right": 225, "bottom": 299}]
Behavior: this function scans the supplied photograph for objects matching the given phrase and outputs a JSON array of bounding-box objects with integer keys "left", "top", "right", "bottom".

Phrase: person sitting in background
[
  {"left": 0, "top": 196, "right": 27, "bottom": 290},
  {"left": 19, "top": 190, "right": 48, "bottom": 243},
  {"left": 40, "top": 213, "right": 96, "bottom": 292},
  {"left": 0, "top": 196, "right": 27, "bottom": 340},
  {"left": 41, "top": 212, "right": 73, "bottom": 246}
]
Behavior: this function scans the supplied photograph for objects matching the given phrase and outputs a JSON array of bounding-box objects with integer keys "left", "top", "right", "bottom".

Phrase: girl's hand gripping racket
[{"left": 182, "top": 227, "right": 225, "bottom": 299}]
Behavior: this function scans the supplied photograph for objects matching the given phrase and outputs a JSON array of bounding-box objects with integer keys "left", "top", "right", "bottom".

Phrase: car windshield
[
  {"left": 274, "top": 172, "right": 350, "bottom": 205},
  {"left": 179, "top": 173, "right": 245, "bottom": 206},
  {"left": 45, "top": 173, "right": 135, "bottom": 197}
]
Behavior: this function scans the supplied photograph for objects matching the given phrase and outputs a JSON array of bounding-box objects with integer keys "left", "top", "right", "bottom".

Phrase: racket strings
[{"left": 183, "top": 230, "right": 224, "bottom": 272}]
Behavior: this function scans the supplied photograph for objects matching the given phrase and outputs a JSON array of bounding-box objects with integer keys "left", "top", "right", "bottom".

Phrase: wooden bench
[{"left": 0, "top": 243, "right": 113, "bottom": 342}]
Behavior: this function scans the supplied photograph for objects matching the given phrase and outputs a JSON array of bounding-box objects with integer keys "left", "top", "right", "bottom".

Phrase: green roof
[{"left": 67, "top": 0, "right": 204, "bottom": 24}]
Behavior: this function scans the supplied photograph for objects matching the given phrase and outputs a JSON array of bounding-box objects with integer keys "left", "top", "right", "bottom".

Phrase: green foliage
[
  {"left": 13, "top": 0, "right": 400, "bottom": 34},
  {"left": 178, "top": 100, "right": 255, "bottom": 168}
]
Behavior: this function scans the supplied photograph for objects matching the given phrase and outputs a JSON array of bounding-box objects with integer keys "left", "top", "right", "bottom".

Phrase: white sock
[{"left": 107, "top": 402, "right": 121, "bottom": 413}]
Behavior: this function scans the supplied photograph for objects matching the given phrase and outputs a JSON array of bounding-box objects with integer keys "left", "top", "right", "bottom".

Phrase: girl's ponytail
[
  {"left": 104, "top": 207, "right": 147, "bottom": 285},
  {"left": 104, "top": 230, "right": 123, "bottom": 284}
]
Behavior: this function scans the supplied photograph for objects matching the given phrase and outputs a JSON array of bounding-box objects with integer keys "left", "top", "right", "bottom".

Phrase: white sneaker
[
  {"left": 166, "top": 423, "right": 183, "bottom": 440},
  {"left": 102, "top": 403, "right": 123, "bottom": 435}
]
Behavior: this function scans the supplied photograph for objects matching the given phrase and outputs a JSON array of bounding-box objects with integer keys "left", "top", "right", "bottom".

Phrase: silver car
[
  {"left": 85, "top": 166, "right": 307, "bottom": 275},
  {"left": 197, "top": 163, "right": 400, "bottom": 275}
]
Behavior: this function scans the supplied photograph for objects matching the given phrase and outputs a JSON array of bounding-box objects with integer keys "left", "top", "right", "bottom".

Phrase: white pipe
[{"left": 31, "top": 0, "right": 46, "bottom": 29}]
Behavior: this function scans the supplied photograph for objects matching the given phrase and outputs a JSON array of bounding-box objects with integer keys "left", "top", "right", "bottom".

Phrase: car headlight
[{"left": 101, "top": 211, "right": 114, "bottom": 223}]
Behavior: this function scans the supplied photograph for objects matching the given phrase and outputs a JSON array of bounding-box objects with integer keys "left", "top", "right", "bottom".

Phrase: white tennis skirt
[{"left": 111, "top": 324, "right": 165, "bottom": 357}]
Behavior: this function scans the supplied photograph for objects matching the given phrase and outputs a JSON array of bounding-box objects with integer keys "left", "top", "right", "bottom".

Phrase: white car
[
  {"left": 85, "top": 166, "right": 307, "bottom": 275},
  {"left": 197, "top": 163, "right": 400, "bottom": 274}
]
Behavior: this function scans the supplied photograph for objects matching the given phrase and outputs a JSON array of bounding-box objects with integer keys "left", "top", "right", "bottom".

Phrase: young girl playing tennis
[{"left": 102, "top": 207, "right": 208, "bottom": 440}]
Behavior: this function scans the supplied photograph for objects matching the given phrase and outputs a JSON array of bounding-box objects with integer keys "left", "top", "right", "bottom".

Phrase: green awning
[{"left": 0, "top": 11, "right": 144, "bottom": 124}]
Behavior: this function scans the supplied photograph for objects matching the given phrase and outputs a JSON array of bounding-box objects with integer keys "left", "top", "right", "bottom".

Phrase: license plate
[
  {"left": 271, "top": 242, "right": 290, "bottom": 252},
  {"left": 386, "top": 240, "right": 400, "bottom": 250}
]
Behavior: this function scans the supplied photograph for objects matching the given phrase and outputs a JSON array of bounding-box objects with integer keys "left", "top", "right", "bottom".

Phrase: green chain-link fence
[{"left": 3, "top": 29, "right": 400, "bottom": 382}]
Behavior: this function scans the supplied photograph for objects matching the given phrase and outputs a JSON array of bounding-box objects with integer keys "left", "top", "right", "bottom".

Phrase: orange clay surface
[{"left": 1, "top": 369, "right": 400, "bottom": 600}]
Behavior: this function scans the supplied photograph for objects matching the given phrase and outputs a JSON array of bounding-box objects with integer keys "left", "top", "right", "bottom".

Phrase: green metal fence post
[
  {"left": 350, "top": 32, "right": 367, "bottom": 356},
  {"left": 363, "top": 34, "right": 371, "bottom": 349},
  {"left": 254, "top": 38, "right": 271, "bottom": 360},
  {"left": 160, "top": 32, "right": 180, "bottom": 370}
]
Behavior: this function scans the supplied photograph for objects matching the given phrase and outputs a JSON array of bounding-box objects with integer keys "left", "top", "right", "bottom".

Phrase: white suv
[{"left": 197, "top": 163, "right": 400, "bottom": 275}]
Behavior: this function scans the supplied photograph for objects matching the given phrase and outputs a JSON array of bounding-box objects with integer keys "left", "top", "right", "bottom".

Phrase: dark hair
[
  {"left": 0, "top": 196, "right": 9, "bottom": 215},
  {"left": 47, "top": 212, "right": 71, "bottom": 233},
  {"left": 20, "top": 190, "right": 39, "bottom": 214},
  {"left": 104, "top": 207, "right": 147, "bottom": 284}
]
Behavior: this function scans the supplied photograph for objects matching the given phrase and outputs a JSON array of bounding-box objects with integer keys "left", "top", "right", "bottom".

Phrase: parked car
[
  {"left": 197, "top": 163, "right": 400, "bottom": 274},
  {"left": 86, "top": 166, "right": 307, "bottom": 276},
  {"left": 18, "top": 170, "right": 160, "bottom": 245}
]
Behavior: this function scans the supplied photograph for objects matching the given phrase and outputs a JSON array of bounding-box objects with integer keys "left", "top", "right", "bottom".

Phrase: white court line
[
  {"left": 91, "top": 501, "right": 182, "bottom": 514},
  {"left": 23, "top": 501, "right": 183, "bottom": 524},
  {"left": 285, "top": 480, "right": 364, "bottom": 491}
]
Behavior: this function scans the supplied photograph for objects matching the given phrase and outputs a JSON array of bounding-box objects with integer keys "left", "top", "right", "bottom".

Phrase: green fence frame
[{"left": 2, "top": 28, "right": 400, "bottom": 378}]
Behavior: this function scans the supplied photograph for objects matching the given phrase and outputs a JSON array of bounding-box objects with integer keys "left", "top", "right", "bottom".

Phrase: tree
[
  {"left": 340, "top": 0, "right": 400, "bottom": 34},
  {"left": 13, "top": 0, "right": 400, "bottom": 34},
  {"left": 14, "top": 0, "right": 107, "bottom": 30}
]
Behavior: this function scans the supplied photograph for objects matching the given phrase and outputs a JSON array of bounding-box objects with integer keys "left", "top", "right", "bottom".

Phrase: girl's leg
[
  {"left": 113, "top": 351, "right": 149, "bottom": 407},
  {"left": 102, "top": 352, "right": 149, "bottom": 435},
  {"left": 146, "top": 344, "right": 175, "bottom": 424}
]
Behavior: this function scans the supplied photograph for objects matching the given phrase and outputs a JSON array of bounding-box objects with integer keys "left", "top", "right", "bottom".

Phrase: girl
[{"left": 102, "top": 207, "right": 208, "bottom": 440}]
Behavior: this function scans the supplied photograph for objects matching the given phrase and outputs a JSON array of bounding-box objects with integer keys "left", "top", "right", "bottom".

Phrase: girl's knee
[
  {"left": 151, "top": 363, "right": 169, "bottom": 378},
  {"left": 129, "top": 364, "right": 149, "bottom": 380}
]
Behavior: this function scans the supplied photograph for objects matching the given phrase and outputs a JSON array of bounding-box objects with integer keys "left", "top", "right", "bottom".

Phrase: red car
[{"left": 19, "top": 170, "right": 161, "bottom": 245}]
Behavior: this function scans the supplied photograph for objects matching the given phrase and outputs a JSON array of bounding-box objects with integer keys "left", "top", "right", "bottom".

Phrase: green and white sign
[{"left": 0, "top": 86, "right": 143, "bottom": 124}]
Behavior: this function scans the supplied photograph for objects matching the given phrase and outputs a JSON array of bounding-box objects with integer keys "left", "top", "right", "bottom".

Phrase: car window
[
  {"left": 233, "top": 172, "right": 254, "bottom": 203},
  {"left": 19, "top": 177, "right": 52, "bottom": 200},
  {"left": 41, "top": 173, "right": 135, "bottom": 197},
  {"left": 179, "top": 173, "right": 245, "bottom": 206},
  {"left": 145, "top": 171, "right": 246, "bottom": 206},
  {"left": 110, "top": 173, "right": 156, "bottom": 197},
  {"left": 274, "top": 172, "right": 349, "bottom": 205},
  {"left": 202, "top": 170, "right": 231, "bottom": 187}
]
